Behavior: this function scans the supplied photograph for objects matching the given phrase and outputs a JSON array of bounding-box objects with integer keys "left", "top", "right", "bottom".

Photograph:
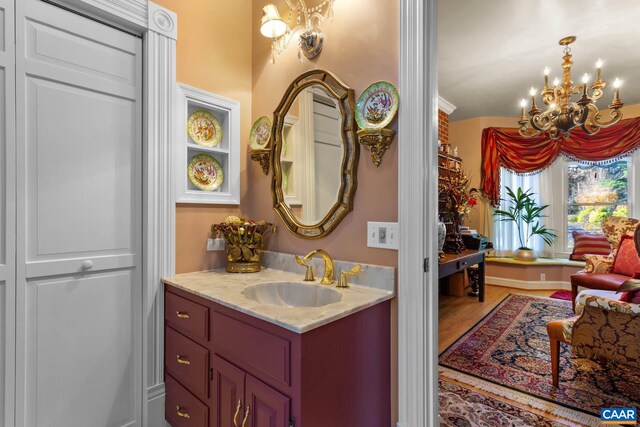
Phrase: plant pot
[{"left": 513, "top": 248, "right": 537, "bottom": 262}]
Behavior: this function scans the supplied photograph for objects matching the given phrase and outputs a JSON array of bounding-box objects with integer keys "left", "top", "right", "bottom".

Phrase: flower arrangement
[
  {"left": 438, "top": 172, "right": 478, "bottom": 225},
  {"left": 212, "top": 216, "right": 275, "bottom": 273}
]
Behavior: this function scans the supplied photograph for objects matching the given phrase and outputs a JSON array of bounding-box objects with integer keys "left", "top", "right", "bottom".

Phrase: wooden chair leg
[
  {"left": 550, "top": 338, "right": 560, "bottom": 387},
  {"left": 571, "top": 284, "right": 578, "bottom": 312}
]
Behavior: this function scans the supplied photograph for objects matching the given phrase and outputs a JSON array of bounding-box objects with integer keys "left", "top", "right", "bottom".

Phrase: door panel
[
  {"left": 26, "top": 272, "right": 138, "bottom": 427},
  {"left": 15, "top": 0, "right": 142, "bottom": 426},
  {"left": 25, "top": 77, "right": 136, "bottom": 267},
  {"left": 25, "top": 19, "right": 137, "bottom": 85},
  {"left": 245, "top": 375, "right": 290, "bottom": 427},
  {"left": 0, "top": 0, "right": 15, "bottom": 424},
  {"left": 213, "top": 355, "right": 246, "bottom": 427},
  {"left": 0, "top": 280, "right": 4, "bottom": 420}
]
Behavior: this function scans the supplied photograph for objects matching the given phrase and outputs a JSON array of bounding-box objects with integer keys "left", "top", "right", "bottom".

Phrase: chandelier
[
  {"left": 518, "top": 36, "right": 623, "bottom": 140},
  {"left": 260, "top": 0, "right": 335, "bottom": 64}
]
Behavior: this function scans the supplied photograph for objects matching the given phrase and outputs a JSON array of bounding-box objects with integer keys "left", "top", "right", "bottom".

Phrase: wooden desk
[{"left": 438, "top": 249, "right": 490, "bottom": 302}]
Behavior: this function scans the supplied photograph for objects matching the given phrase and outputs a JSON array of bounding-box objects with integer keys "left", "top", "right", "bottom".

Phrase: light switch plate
[
  {"left": 207, "top": 238, "right": 226, "bottom": 251},
  {"left": 367, "top": 222, "right": 399, "bottom": 250}
]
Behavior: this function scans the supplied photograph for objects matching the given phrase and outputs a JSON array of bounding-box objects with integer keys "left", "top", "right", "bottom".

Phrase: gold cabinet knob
[
  {"left": 176, "top": 311, "right": 190, "bottom": 319},
  {"left": 176, "top": 405, "right": 190, "bottom": 419}
]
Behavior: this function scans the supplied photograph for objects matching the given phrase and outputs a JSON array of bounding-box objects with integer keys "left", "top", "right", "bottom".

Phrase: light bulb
[
  {"left": 550, "top": 103, "right": 557, "bottom": 110},
  {"left": 529, "top": 87, "right": 536, "bottom": 96},
  {"left": 596, "top": 58, "right": 603, "bottom": 68},
  {"left": 520, "top": 99, "right": 527, "bottom": 108},
  {"left": 544, "top": 66, "right": 550, "bottom": 76},
  {"left": 614, "top": 78, "right": 622, "bottom": 88},
  {"left": 582, "top": 73, "right": 589, "bottom": 84},
  {"left": 553, "top": 78, "right": 560, "bottom": 87}
]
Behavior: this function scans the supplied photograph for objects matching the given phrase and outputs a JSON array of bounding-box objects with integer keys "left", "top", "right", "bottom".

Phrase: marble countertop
[{"left": 162, "top": 262, "right": 395, "bottom": 334}]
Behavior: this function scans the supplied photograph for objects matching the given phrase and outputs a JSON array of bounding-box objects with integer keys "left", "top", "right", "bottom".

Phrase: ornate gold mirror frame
[{"left": 271, "top": 69, "right": 359, "bottom": 239}]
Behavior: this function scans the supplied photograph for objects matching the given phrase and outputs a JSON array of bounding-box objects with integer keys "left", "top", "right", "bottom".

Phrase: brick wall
[{"left": 438, "top": 109, "right": 449, "bottom": 144}]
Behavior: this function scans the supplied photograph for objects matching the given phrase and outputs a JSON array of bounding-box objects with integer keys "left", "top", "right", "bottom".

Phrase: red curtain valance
[{"left": 481, "top": 116, "right": 640, "bottom": 206}]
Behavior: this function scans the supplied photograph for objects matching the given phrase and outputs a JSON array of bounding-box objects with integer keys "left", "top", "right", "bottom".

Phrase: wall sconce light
[{"left": 260, "top": 1, "right": 336, "bottom": 63}]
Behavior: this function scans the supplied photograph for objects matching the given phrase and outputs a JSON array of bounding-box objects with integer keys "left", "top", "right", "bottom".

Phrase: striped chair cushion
[{"left": 570, "top": 231, "right": 611, "bottom": 261}]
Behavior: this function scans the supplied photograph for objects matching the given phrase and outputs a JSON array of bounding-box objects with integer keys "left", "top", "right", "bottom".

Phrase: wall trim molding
[
  {"left": 487, "top": 276, "right": 571, "bottom": 291},
  {"left": 398, "top": 0, "right": 438, "bottom": 426},
  {"left": 438, "top": 96, "right": 456, "bottom": 115}
]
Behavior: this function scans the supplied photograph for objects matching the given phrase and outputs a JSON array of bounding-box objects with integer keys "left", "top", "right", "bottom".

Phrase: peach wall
[
  {"left": 153, "top": 0, "right": 253, "bottom": 273},
  {"left": 247, "top": 0, "right": 399, "bottom": 268},
  {"left": 248, "top": 2, "right": 399, "bottom": 425}
]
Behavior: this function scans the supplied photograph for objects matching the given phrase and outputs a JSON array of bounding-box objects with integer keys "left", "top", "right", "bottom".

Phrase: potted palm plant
[{"left": 493, "top": 186, "right": 557, "bottom": 261}]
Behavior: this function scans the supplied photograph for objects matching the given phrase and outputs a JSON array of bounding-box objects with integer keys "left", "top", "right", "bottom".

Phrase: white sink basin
[{"left": 242, "top": 281, "right": 342, "bottom": 308}]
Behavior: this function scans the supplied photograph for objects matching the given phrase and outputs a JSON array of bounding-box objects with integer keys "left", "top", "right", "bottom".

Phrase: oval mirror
[{"left": 271, "top": 70, "right": 359, "bottom": 239}]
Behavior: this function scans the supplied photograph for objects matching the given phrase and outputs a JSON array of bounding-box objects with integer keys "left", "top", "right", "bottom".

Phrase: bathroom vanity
[{"left": 162, "top": 258, "right": 394, "bottom": 427}]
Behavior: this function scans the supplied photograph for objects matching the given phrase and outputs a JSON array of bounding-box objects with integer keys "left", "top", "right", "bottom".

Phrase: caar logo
[{"left": 601, "top": 408, "right": 637, "bottom": 425}]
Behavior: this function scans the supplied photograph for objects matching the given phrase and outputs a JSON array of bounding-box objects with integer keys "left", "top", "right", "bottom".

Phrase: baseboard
[
  {"left": 147, "top": 383, "right": 170, "bottom": 427},
  {"left": 486, "top": 276, "right": 571, "bottom": 291}
]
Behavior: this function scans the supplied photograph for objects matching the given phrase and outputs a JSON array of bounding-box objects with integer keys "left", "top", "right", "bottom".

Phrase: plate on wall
[
  {"left": 250, "top": 116, "right": 272, "bottom": 150},
  {"left": 187, "top": 109, "right": 223, "bottom": 147},
  {"left": 187, "top": 153, "right": 224, "bottom": 191},
  {"left": 355, "top": 81, "right": 399, "bottom": 129}
]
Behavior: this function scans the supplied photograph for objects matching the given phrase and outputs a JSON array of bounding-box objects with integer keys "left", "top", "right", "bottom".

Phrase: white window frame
[{"left": 546, "top": 153, "right": 640, "bottom": 258}]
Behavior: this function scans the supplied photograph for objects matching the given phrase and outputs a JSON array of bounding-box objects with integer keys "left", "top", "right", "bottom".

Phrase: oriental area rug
[
  {"left": 439, "top": 376, "right": 578, "bottom": 427},
  {"left": 439, "top": 294, "right": 639, "bottom": 425}
]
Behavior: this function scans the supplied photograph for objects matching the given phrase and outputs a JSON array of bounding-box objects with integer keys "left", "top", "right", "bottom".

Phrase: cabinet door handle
[
  {"left": 233, "top": 399, "right": 242, "bottom": 427},
  {"left": 176, "top": 355, "right": 190, "bottom": 365},
  {"left": 176, "top": 311, "right": 190, "bottom": 319},
  {"left": 241, "top": 404, "right": 251, "bottom": 427},
  {"left": 176, "top": 405, "right": 190, "bottom": 419}
]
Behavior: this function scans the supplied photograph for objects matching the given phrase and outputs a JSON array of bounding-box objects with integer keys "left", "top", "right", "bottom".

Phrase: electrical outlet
[
  {"left": 540, "top": 273, "right": 546, "bottom": 281},
  {"left": 207, "top": 238, "right": 226, "bottom": 251},
  {"left": 367, "top": 222, "right": 399, "bottom": 249}
]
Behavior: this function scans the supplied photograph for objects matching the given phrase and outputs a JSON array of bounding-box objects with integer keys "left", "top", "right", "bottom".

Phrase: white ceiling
[{"left": 438, "top": 0, "right": 640, "bottom": 121}]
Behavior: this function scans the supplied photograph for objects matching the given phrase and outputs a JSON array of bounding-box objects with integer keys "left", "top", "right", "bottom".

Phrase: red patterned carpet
[{"left": 439, "top": 294, "right": 640, "bottom": 418}]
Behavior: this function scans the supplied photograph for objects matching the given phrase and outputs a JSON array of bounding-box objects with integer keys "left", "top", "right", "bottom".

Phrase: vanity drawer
[
  {"left": 165, "top": 327, "right": 210, "bottom": 399},
  {"left": 212, "top": 312, "right": 291, "bottom": 387},
  {"left": 166, "top": 290, "right": 210, "bottom": 343},
  {"left": 165, "top": 375, "right": 208, "bottom": 427}
]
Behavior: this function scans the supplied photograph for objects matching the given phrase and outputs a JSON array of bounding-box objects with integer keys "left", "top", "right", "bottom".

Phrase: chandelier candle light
[
  {"left": 518, "top": 36, "right": 624, "bottom": 140},
  {"left": 260, "top": 0, "right": 335, "bottom": 63}
]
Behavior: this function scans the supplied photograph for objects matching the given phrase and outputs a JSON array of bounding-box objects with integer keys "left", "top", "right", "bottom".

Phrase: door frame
[
  {"left": 40, "top": 0, "right": 177, "bottom": 425},
  {"left": 397, "top": 0, "right": 438, "bottom": 426}
]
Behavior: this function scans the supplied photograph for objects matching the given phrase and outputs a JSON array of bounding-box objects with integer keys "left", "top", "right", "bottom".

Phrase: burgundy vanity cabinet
[
  {"left": 213, "top": 355, "right": 290, "bottom": 427},
  {"left": 164, "top": 284, "right": 391, "bottom": 427}
]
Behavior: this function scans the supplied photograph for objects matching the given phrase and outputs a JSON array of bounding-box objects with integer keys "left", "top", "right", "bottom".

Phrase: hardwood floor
[{"left": 438, "top": 285, "right": 556, "bottom": 353}]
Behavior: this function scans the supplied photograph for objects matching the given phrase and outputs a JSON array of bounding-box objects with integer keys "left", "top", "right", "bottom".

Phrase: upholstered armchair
[
  {"left": 570, "top": 216, "right": 639, "bottom": 309},
  {"left": 546, "top": 290, "right": 640, "bottom": 387}
]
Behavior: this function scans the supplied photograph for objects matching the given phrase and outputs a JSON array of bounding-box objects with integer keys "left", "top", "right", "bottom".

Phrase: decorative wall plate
[
  {"left": 355, "top": 81, "right": 399, "bottom": 129},
  {"left": 187, "top": 153, "right": 224, "bottom": 191},
  {"left": 187, "top": 109, "right": 222, "bottom": 147},
  {"left": 250, "top": 116, "right": 272, "bottom": 150}
]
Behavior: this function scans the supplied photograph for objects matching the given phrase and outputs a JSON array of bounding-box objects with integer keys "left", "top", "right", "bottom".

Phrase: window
[{"left": 566, "top": 160, "right": 629, "bottom": 249}]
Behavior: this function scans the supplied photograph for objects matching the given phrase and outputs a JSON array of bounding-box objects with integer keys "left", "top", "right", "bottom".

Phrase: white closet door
[
  {"left": 15, "top": 1, "right": 143, "bottom": 426},
  {"left": 0, "top": 0, "right": 15, "bottom": 425}
]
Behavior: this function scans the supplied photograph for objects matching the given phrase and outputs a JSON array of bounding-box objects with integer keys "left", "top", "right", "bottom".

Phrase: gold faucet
[{"left": 303, "top": 249, "right": 335, "bottom": 284}]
